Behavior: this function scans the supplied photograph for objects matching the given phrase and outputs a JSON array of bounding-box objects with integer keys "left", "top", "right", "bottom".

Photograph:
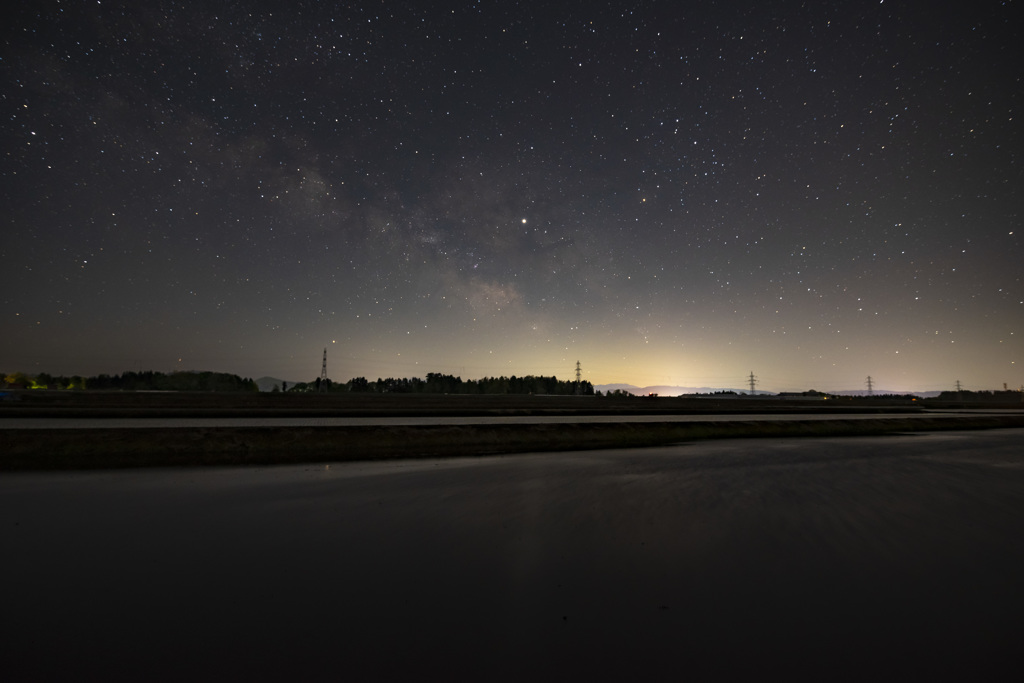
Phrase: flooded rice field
[{"left": 2, "top": 429, "right": 1023, "bottom": 680}]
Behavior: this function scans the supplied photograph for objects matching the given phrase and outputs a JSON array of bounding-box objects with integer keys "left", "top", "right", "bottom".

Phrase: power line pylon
[
  {"left": 319, "top": 347, "right": 328, "bottom": 393},
  {"left": 574, "top": 360, "right": 582, "bottom": 395},
  {"left": 748, "top": 371, "right": 757, "bottom": 395},
  {"left": 866, "top": 375, "right": 874, "bottom": 396}
]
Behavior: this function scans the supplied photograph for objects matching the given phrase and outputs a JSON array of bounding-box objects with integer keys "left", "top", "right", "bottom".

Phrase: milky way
[{"left": 2, "top": 1, "right": 1020, "bottom": 392}]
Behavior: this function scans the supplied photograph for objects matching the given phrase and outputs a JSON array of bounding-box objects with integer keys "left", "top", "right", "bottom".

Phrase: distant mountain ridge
[
  {"left": 255, "top": 377, "right": 944, "bottom": 397},
  {"left": 595, "top": 384, "right": 944, "bottom": 398},
  {"left": 255, "top": 376, "right": 300, "bottom": 392},
  {"left": 595, "top": 384, "right": 750, "bottom": 396},
  {"left": 829, "top": 390, "right": 942, "bottom": 398}
]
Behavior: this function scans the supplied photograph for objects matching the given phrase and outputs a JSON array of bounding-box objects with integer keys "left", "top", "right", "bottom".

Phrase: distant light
[{"left": 521, "top": 218, "right": 527, "bottom": 224}]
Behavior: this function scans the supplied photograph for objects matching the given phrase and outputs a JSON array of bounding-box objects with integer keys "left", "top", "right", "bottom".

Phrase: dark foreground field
[
  {"left": 7, "top": 415, "right": 1024, "bottom": 471},
  {"left": 0, "top": 389, "right": 941, "bottom": 417},
  {"left": 3, "top": 391, "right": 1023, "bottom": 470},
  {"left": 2, "top": 430, "right": 1023, "bottom": 681}
]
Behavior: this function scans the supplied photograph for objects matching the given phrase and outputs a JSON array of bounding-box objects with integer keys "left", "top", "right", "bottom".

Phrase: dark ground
[
  {"left": 2, "top": 429, "right": 1023, "bottom": 681},
  {"left": 0, "top": 389, "right": 989, "bottom": 418},
  {"left": 3, "top": 391, "right": 1023, "bottom": 470}
]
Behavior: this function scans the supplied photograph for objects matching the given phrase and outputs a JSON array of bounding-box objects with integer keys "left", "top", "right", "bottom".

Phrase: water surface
[{"left": 2, "top": 429, "right": 1022, "bottom": 680}]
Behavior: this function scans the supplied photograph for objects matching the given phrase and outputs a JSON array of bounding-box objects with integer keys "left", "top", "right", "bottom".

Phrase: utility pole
[
  {"left": 865, "top": 375, "right": 874, "bottom": 396},
  {"left": 574, "top": 360, "right": 582, "bottom": 395},
  {"left": 748, "top": 371, "right": 757, "bottom": 395},
  {"left": 319, "top": 347, "right": 328, "bottom": 393}
]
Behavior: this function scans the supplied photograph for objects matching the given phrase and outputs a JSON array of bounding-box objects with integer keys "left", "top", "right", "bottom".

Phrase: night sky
[{"left": 3, "top": 1, "right": 1021, "bottom": 393}]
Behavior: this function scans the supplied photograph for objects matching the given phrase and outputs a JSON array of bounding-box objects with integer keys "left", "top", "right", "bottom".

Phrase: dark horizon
[{"left": 7, "top": 366, "right": 1022, "bottom": 399}]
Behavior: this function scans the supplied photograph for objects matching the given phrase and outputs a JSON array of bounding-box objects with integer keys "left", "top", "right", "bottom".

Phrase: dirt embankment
[
  {"left": 1, "top": 389, "right": 944, "bottom": 418},
  {"left": 4, "top": 415, "right": 1024, "bottom": 471}
]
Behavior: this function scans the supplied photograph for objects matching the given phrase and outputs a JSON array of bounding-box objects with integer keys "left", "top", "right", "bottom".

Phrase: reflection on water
[{"left": 2, "top": 430, "right": 1023, "bottom": 680}]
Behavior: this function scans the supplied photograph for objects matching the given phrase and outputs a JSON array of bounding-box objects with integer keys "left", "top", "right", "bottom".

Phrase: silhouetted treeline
[
  {"left": 936, "top": 389, "right": 1023, "bottom": 402},
  {"left": 4, "top": 370, "right": 259, "bottom": 392},
  {"left": 94, "top": 371, "right": 258, "bottom": 392},
  {"left": 288, "top": 372, "right": 594, "bottom": 395}
]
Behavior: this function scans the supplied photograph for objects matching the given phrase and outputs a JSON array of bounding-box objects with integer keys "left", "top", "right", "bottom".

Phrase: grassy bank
[
  {"left": 3, "top": 415, "right": 1024, "bottom": 471},
  {"left": 0, "top": 389, "right": 949, "bottom": 418}
]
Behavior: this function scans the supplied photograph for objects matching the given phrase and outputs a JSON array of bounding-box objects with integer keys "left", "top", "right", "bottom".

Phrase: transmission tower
[
  {"left": 574, "top": 360, "right": 582, "bottom": 395},
  {"left": 748, "top": 371, "right": 757, "bottom": 395},
  {"left": 319, "top": 347, "right": 328, "bottom": 393},
  {"left": 865, "top": 375, "right": 874, "bottom": 396}
]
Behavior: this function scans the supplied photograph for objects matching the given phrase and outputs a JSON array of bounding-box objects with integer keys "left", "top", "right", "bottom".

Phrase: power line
[{"left": 319, "top": 347, "right": 328, "bottom": 392}]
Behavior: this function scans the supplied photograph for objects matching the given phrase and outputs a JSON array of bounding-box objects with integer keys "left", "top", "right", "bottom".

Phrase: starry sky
[{"left": 2, "top": 1, "right": 1021, "bottom": 393}]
